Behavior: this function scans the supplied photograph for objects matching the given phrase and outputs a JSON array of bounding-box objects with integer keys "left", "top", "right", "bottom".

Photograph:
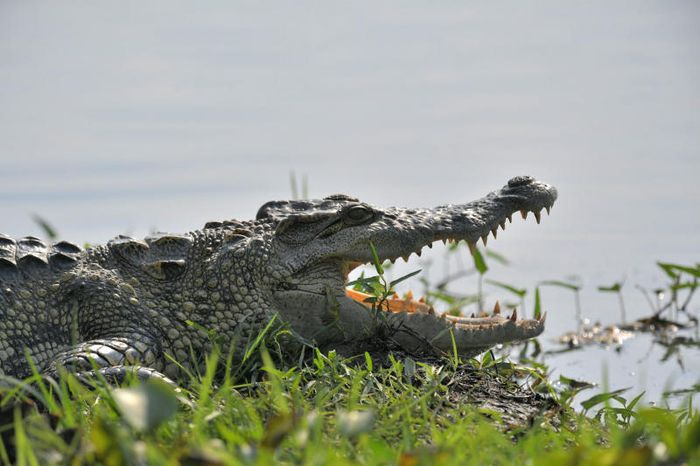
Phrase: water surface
[{"left": 1, "top": 1, "right": 698, "bottom": 404}]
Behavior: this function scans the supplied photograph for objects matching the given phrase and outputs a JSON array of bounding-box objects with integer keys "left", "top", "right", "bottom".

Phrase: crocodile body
[{"left": 0, "top": 176, "right": 557, "bottom": 380}]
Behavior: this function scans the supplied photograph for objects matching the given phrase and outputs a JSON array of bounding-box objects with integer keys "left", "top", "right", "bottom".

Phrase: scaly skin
[{"left": 0, "top": 176, "right": 557, "bottom": 380}]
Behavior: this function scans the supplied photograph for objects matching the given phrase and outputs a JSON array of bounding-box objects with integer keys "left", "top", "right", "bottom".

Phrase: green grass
[{"left": 1, "top": 344, "right": 699, "bottom": 465}]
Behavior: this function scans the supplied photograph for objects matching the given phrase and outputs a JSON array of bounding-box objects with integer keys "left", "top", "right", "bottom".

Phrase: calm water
[{"left": 1, "top": 1, "right": 699, "bottom": 404}]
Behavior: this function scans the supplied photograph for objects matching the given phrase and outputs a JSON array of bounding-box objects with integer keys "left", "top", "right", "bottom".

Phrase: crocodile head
[{"left": 255, "top": 175, "right": 557, "bottom": 357}]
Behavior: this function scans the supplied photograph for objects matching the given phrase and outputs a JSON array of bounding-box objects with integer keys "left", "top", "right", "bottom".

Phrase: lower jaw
[{"left": 344, "top": 281, "right": 545, "bottom": 331}]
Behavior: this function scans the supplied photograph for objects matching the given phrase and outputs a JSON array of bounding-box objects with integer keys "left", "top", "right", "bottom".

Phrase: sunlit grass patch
[{"left": 1, "top": 338, "right": 699, "bottom": 465}]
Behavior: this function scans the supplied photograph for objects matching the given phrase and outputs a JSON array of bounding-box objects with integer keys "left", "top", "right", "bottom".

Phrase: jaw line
[{"left": 340, "top": 240, "right": 546, "bottom": 337}]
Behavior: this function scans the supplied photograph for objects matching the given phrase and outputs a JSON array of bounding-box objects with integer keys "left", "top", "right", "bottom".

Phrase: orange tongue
[{"left": 345, "top": 288, "right": 435, "bottom": 314}]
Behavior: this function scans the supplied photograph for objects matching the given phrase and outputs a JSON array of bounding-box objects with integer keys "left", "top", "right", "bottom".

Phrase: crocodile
[{"left": 0, "top": 176, "right": 557, "bottom": 381}]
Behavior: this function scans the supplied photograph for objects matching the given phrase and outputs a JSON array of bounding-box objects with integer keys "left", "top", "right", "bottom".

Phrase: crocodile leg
[
  {"left": 79, "top": 365, "right": 177, "bottom": 386},
  {"left": 47, "top": 337, "right": 169, "bottom": 383}
]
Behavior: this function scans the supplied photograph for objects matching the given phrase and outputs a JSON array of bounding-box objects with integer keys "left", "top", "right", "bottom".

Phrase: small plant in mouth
[{"left": 347, "top": 241, "right": 423, "bottom": 313}]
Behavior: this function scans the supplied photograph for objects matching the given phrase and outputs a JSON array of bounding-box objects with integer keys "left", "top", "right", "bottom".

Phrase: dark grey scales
[{"left": 0, "top": 176, "right": 557, "bottom": 381}]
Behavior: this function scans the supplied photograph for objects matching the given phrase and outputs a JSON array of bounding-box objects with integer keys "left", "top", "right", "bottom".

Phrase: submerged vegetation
[{"left": 1, "top": 213, "right": 697, "bottom": 465}]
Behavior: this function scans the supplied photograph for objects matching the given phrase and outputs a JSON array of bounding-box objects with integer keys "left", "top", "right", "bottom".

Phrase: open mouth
[{"left": 341, "top": 188, "right": 556, "bottom": 331}]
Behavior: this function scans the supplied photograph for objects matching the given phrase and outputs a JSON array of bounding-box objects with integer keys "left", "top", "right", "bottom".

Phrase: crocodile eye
[{"left": 344, "top": 205, "right": 373, "bottom": 224}]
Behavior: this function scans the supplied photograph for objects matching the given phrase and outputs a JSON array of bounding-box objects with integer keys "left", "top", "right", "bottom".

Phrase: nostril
[{"left": 507, "top": 176, "right": 535, "bottom": 187}]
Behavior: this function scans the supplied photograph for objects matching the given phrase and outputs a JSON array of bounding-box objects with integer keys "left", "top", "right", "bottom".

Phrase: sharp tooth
[
  {"left": 507, "top": 214, "right": 513, "bottom": 223},
  {"left": 390, "top": 258, "right": 396, "bottom": 264},
  {"left": 481, "top": 234, "right": 488, "bottom": 246},
  {"left": 470, "top": 312, "right": 476, "bottom": 318},
  {"left": 534, "top": 211, "right": 541, "bottom": 224},
  {"left": 510, "top": 309, "right": 518, "bottom": 322},
  {"left": 539, "top": 312, "right": 547, "bottom": 323},
  {"left": 499, "top": 220, "right": 506, "bottom": 230},
  {"left": 520, "top": 210, "right": 528, "bottom": 220},
  {"left": 467, "top": 241, "right": 477, "bottom": 256},
  {"left": 493, "top": 301, "right": 501, "bottom": 315},
  {"left": 545, "top": 206, "right": 551, "bottom": 215},
  {"left": 442, "top": 239, "right": 447, "bottom": 245},
  {"left": 491, "top": 227, "right": 498, "bottom": 239},
  {"left": 416, "top": 249, "right": 422, "bottom": 257},
  {"left": 427, "top": 243, "right": 433, "bottom": 249},
  {"left": 402, "top": 254, "right": 410, "bottom": 262}
]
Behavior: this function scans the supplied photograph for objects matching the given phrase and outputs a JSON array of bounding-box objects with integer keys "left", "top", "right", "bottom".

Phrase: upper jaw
[
  {"left": 433, "top": 176, "right": 557, "bottom": 245},
  {"left": 345, "top": 176, "right": 557, "bottom": 266}
]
